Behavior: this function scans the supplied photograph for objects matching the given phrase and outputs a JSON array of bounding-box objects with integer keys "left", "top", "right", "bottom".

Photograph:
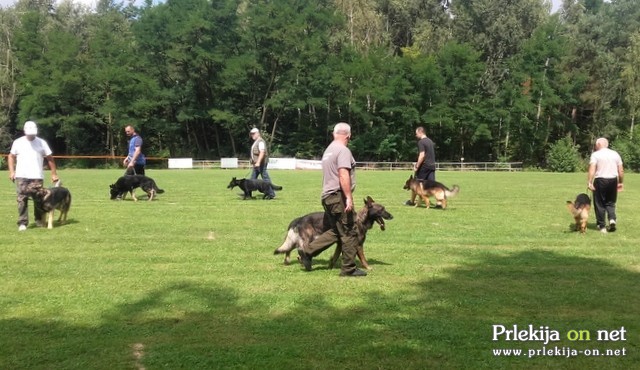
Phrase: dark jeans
[
  {"left": 125, "top": 164, "right": 145, "bottom": 176},
  {"left": 15, "top": 178, "right": 46, "bottom": 227},
  {"left": 304, "top": 192, "right": 358, "bottom": 274},
  {"left": 593, "top": 177, "right": 618, "bottom": 228},
  {"left": 250, "top": 164, "right": 275, "bottom": 197}
]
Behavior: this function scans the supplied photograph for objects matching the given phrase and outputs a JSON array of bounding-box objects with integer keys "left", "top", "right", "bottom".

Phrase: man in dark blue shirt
[{"left": 124, "top": 125, "right": 146, "bottom": 175}]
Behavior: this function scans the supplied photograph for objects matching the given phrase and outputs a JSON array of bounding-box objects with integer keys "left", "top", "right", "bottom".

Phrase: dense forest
[{"left": 1, "top": 0, "right": 640, "bottom": 170}]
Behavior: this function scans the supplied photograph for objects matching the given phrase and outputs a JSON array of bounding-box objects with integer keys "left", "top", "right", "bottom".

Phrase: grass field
[{"left": 0, "top": 169, "right": 638, "bottom": 369}]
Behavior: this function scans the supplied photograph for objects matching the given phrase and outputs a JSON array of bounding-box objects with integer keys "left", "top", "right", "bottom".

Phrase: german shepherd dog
[
  {"left": 227, "top": 177, "right": 283, "bottom": 199},
  {"left": 35, "top": 180, "right": 72, "bottom": 229},
  {"left": 273, "top": 196, "right": 393, "bottom": 270},
  {"left": 110, "top": 175, "right": 164, "bottom": 201},
  {"left": 403, "top": 175, "right": 460, "bottom": 209},
  {"left": 566, "top": 193, "right": 591, "bottom": 233}
]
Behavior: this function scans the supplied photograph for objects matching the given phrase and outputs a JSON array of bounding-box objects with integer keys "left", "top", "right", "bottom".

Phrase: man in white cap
[
  {"left": 249, "top": 127, "right": 276, "bottom": 199},
  {"left": 8, "top": 121, "right": 59, "bottom": 231}
]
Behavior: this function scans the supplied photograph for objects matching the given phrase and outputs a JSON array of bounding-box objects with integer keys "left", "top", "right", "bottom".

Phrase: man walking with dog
[
  {"left": 123, "top": 125, "right": 146, "bottom": 175},
  {"left": 587, "top": 137, "right": 624, "bottom": 233},
  {"left": 405, "top": 126, "right": 437, "bottom": 206},
  {"left": 249, "top": 127, "right": 276, "bottom": 199},
  {"left": 7, "top": 120, "right": 59, "bottom": 231},
  {"left": 297, "top": 122, "right": 366, "bottom": 277}
]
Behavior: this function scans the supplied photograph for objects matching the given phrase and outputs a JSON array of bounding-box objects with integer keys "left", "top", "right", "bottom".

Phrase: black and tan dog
[
  {"left": 35, "top": 180, "right": 72, "bottom": 229},
  {"left": 403, "top": 175, "right": 459, "bottom": 209},
  {"left": 273, "top": 196, "right": 393, "bottom": 270},
  {"left": 566, "top": 193, "right": 591, "bottom": 233},
  {"left": 110, "top": 175, "right": 164, "bottom": 201},
  {"left": 227, "top": 177, "right": 282, "bottom": 199}
]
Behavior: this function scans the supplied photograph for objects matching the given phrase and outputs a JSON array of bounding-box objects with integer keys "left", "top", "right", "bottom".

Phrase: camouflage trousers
[{"left": 15, "top": 178, "right": 47, "bottom": 227}]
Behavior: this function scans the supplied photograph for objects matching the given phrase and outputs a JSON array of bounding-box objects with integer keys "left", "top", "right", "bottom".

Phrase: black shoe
[
  {"left": 608, "top": 222, "right": 616, "bottom": 232},
  {"left": 298, "top": 249, "right": 312, "bottom": 271},
  {"left": 404, "top": 200, "right": 415, "bottom": 206},
  {"left": 339, "top": 269, "right": 367, "bottom": 277}
]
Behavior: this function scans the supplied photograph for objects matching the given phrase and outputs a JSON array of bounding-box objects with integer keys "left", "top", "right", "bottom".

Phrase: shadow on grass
[{"left": 1, "top": 251, "right": 637, "bottom": 368}]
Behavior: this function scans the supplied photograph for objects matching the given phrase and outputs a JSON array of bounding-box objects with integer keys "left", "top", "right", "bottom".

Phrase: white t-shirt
[
  {"left": 10, "top": 136, "right": 53, "bottom": 179},
  {"left": 589, "top": 147, "right": 622, "bottom": 179}
]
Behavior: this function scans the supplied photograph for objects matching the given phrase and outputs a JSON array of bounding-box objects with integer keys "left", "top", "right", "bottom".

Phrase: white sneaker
[
  {"left": 18, "top": 225, "right": 27, "bottom": 231},
  {"left": 599, "top": 227, "right": 608, "bottom": 234}
]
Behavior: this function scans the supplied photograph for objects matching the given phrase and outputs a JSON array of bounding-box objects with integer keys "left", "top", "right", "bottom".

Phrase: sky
[{"left": 1, "top": 0, "right": 564, "bottom": 13}]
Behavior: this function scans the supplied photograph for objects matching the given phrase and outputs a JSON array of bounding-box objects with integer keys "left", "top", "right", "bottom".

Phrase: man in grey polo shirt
[{"left": 298, "top": 122, "right": 366, "bottom": 277}]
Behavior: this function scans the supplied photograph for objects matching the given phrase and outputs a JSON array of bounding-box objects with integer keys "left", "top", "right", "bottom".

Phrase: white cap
[
  {"left": 250, "top": 128, "right": 259, "bottom": 134},
  {"left": 23, "top": 121, "right": 38, "bottom": 135}
]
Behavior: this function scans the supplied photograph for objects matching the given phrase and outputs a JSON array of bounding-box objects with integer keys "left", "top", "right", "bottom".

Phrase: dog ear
[{"left": 365, "top": 196, "right": 374, "bottom": 206}]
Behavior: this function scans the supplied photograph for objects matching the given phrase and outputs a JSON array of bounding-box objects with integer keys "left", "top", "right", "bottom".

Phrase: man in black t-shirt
[
  {"left": 405, "top": 126, "right": 436, "bottom": 206},
  {"left": 414, "top": 126, "right": 436, "bottom": 181}
]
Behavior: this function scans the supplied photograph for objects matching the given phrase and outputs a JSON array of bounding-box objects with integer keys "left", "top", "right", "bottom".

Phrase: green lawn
[{"left": 1, "top": 169, "right": 638, "bottom": 369}]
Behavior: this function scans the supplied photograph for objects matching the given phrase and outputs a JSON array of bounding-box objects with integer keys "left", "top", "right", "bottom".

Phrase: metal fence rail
[{"left": 191, "top": 159, "right": 523, "bottom": 171}]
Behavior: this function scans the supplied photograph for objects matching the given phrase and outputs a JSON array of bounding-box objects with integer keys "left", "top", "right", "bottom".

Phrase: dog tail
[
  {"left": 273, "top": 228, "right": 299, "bottom": 255},
  {"left": 445, "top": 185, "right": 460, "bottom": 198},
  {"left": 154, "top": 182, "right": 165, "bottom": 194},
  {"left": 272, "top": 184, "right": 283, "bottom": 191}
]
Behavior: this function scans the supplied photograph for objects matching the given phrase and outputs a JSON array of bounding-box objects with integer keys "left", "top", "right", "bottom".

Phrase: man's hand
[
  {"left": 345, "top": 196, "right": 353, "bottom": 212},
  {"left": 9, "top": 171, "right": 15, "bottom": 182}
]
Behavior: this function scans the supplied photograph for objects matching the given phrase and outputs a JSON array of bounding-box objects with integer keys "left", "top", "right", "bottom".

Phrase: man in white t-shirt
[
  {"left": 587, "top": 137, "right": 624, "bottom": 233},
  {"left": 8, "top": 121, "right": 59, "bottom": 231}
]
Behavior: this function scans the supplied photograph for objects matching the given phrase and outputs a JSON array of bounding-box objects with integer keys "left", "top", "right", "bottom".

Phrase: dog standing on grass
[
  {"left": 567, "top": 193, "right": 591, "bottom": 233},
  {"left": 403, "top": 175, "right": 459, "bottom": 209},
  {"left": 110, "top": 175, "right": 164, "bottom": 201},
  {"left": 227, "top": 177, "right": 282, "bottom": 200},
  {"left": 36, "top": 180, "right": 72, "bottom": 229},
  {"left": 273, "top": 196, "right": 393, "bottom": 270}
]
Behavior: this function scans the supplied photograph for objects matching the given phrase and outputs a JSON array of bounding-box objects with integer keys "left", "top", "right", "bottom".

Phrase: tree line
[{"left": 1, "top": 0, "right": 639, "bottom": 170}]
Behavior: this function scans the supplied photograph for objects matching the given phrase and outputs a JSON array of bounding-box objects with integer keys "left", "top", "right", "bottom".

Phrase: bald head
[{"left": 595, "top": 137, "right": 609, "bottom": 150}]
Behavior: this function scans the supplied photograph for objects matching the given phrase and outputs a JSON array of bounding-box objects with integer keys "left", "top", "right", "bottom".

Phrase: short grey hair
[{"left": 333, "top": 122, "right": 351, "bottom": 135}]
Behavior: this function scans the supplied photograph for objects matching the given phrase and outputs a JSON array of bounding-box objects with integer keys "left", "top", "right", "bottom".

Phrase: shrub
[{"left": 546, "top": 136, "right": 583, "bottom": 172}]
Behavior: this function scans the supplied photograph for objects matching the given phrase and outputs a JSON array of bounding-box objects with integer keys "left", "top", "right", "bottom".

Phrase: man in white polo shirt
[
  {"left": 8, "top": 121, "right": 59, "bottom": 231},
  {"left": 587, "top": 137, "right": 624, "bottom": 233}
]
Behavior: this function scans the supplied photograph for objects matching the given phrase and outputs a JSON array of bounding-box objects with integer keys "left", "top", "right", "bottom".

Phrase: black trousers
[
  {"left": 416, "top": 167, "right": 435, "bottom": 181},
  {"left": 593, "top": 177, "right": 618, "bottom": 228}
]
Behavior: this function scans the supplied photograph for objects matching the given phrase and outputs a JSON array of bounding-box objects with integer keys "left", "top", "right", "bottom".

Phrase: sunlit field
[{"left": 1, "top": 169, "right": 638, "bottom": 369}]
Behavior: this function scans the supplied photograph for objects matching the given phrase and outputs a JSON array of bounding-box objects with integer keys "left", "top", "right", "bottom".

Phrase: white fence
[{"left": 181, "top": 158, "right": 522, "bottom": 171}]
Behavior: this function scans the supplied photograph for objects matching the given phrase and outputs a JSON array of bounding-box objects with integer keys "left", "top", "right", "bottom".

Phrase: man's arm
[
  {"left": 338, "top": 167, "right": 353, "bottom": 212},
  {"left": 414, "top": 151, "right": 425, "bottom": 171},
  {"left": 255, "top": 149, "right": 265, "bottom": 167},
  {"left": 587, "top": 163, "right": 596, "bottom": 191},
  {"left": 8, "top": 153, "right": 16, "bottom": 182},
  {"left": 45, "top": 155, "right": 59, "bottom": 182},
  {"left": 617, "top": 163, "right": 624, "bottom": 190},
  {"left": 128, "top": 146, "right": 142, "bottom": 167}
]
